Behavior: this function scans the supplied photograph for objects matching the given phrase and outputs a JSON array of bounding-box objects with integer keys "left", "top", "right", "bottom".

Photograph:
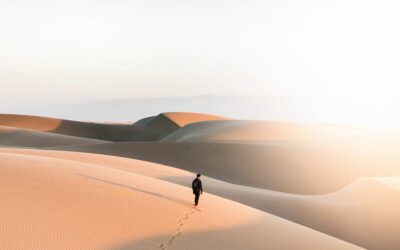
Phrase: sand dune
[
  {"left": 2, "top": 112, "right": 399, "bottom": 249},
  {"left": 0, "top": 126, "right": 105, "bottom": 148},
  {"left": 0, "top": 114, "right": 63, "bottom": 131},
  {"left": 48, "top": 138, "right": 400, "bottom": 195},
  {"left": 0, "top": 114, "right": 180, "bottom": 141},
  {"left": 0, "top": 150, "right": 361, "bottom": 250},
  {"left": 252, "top": 177, "right": 400, "bottom": 250},
  {"left": 5, "top": 148, "right": 400, "bottom": 249},
  {"left": 162, "top": 120, "right": 361, "bottom": 142},
  {"left": 162, "top": 112, "right": 230, "bottom": 127},
  {"left": 0, "top": 113, "right": 231, "bottom": 142}
]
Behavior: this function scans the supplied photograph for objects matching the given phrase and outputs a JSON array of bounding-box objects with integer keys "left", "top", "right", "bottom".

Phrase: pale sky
[{"left": 1, "top": 0, "right": 400, "bottom": 128}]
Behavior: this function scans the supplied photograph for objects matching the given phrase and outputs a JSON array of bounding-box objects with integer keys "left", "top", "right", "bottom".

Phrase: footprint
[{"left": 157, "top": 207, "right": 197, "bottom": 249}]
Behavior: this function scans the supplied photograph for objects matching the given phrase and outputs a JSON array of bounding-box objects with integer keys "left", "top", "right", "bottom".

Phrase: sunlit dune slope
[
  {"left": 161, "top": 112, "right": 230, "bottom": 127},
  {"left": 334, "top": 129, "right": 400, "bottom": 146},
  {"left": 0, "top": 151, "right": 361, "bottom": 250},
  {"left": 0, "top": 126, "right": 105, "bottom": 147},
  {"left": 0, "top": 114, "right": 63, "bottom": 131},
  {"left": 162, "top": 120, "right": 360, "bottom": 142}
]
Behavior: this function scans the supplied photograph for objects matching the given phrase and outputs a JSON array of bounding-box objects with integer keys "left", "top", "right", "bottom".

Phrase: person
[{"left": 192, "top": 173, "right": 203, "bottom": 207}]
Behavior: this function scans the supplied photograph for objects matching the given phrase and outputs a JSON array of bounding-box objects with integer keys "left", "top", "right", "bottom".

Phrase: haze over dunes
[
  {"left": 162, "top": 120, "right": 360, "bottom": 142},
  {"left": 1, "top": 112, "right": 399, "bottom": 249}
]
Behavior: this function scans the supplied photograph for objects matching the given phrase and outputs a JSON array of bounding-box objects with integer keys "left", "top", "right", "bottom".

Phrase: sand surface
[
  {"left": 49, "top": 138, "right": 400, "bottom": 195},
  {"left": 2, "top": 112, "right": 399, "bottom": 249},
  {"left": 1, "top": 147, "right": 398, "bottom": 249},
  {"left": 0, "top": 149, "right": 361, "bottom": 250}
]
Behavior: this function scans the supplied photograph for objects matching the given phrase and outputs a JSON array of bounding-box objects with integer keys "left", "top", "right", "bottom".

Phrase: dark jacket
[{"left": 192, "top": 178, "right": 203, "bottom": 194}]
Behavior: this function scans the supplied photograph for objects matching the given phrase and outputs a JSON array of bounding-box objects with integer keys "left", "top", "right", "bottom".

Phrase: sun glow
[{"left": 1, "top": 0, "right": 399, "bottom": 129}]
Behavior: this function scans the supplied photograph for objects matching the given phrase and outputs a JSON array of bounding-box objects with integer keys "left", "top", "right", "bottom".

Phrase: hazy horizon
[
  {"left": 2, "top": 0, "right": 400, "bottom": 128},
  {"left": 2, "top": 95, "right": 399, "bottom": 129}
]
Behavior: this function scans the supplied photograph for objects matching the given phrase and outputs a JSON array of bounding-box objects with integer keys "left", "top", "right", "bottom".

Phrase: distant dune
[
  {"left": 0, "top": 113, "right": 178, "bottom": 141},
  {"left": 0, "top": 113, "right": 230, "bottom": 143},
  {"left": 0, "top": 126, "right": 105, "bottom": 148},
  {"left": 0, "top": 150, "right": 360, "bottom": 250},
  {"left": 162, "top": 112, "right": 230, "bottom": 127},
  {"left": 162, "top": 120, "right": 360, "bottom": 142}
]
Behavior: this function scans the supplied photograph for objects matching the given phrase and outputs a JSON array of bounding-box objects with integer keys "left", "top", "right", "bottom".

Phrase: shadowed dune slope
[
  {"left": 49, "top": 139, "right": 400, "bottom": 194},
  {"left": 0, "top": 126, "right": 105, "bottom": 148},
  {"left": 249, "top": 177, "right": 400, "bottom": 250},
  {"left": 0, "top": 114, "right": 182, "bottom": 141},
  {"left": 162, "top": 174, "right": 400, "bottom": 250},
  {"left": 162, "top": 120, "right": 361, "bottom": 142},
  {"left": 0, "top": 151, "right": 361, "bottom": 250}
]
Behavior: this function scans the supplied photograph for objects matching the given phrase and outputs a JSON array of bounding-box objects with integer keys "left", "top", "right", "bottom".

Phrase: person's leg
[{"left": 194, "top": 192, "right": 199, "bottom": 206}]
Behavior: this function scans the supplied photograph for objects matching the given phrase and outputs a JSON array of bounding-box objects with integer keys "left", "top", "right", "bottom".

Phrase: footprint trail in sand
[{"left": 158, "top": 207, "right": 200, "bottom": 250}]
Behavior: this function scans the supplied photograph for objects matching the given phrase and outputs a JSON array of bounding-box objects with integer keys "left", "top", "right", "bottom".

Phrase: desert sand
[
  {"left": 0, "top": 150, "right": 360, "bottom": 249},
  {"left": 1, "top": 112, "right": 399, "bottom": 249},
  {"left": 47, "top": 139, "right": 400, "bottom": 195}
]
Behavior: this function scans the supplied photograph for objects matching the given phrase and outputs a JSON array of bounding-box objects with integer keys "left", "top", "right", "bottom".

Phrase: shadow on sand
[
  {"left": 107, "top": 220, "right": 361, "bottom": 250},
  {"left": 76, "top": 174, "right": 194, "bottom": 208}
]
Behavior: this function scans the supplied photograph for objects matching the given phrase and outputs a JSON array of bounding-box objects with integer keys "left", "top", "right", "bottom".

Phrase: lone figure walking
[{"left": 192, "top": 174, "right": 203, "bottom": 207}]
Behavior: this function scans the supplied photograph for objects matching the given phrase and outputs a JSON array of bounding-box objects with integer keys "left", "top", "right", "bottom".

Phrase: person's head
[{"left": 197, "top": 173, "right": 201, "bottom": 179}]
